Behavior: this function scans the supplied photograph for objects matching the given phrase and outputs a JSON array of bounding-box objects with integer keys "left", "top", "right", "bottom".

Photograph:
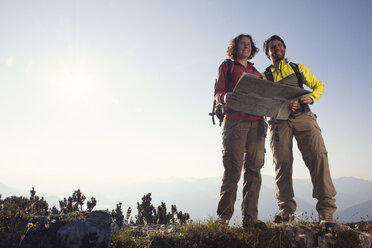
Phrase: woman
[{"left": 215, "top": 34, "right": 267, "bottom": 228}]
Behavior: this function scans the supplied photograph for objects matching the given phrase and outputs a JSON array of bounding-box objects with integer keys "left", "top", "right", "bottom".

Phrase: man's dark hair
[
  {"left": 263, "top": 35, "right": 286, "bottom": 58},
  {"left": 226, "top": 34, "right": 259, "bottom": 60}
]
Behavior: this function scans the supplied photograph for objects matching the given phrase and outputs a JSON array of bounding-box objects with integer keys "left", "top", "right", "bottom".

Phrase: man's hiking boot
[
  {"left": 243, "top": 217, "right": 267, "bottom": 229},
  {"left": 319, "top": 211, "right": 336, "bottom": 228},
  {"left": 273, "top": 210, "right": 295, "bottom": 223}
]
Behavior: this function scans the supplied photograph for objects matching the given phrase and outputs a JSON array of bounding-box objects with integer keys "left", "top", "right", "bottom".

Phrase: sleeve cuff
[{"left": 309, "top": 94, "right": 316, "bottom": 104}]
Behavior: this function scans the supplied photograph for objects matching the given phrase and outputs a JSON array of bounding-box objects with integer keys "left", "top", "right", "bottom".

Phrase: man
[
  {"left": 262, "top": 35, "right": 337, "bottom": 224},
  {"left": 215, "top": 34, "right": 267, "bottom": 228}
]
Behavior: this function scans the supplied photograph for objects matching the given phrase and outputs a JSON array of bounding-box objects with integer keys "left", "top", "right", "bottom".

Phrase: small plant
[
  {"left": 125, "top": 207, "right": 132, "bottom": 224},
  {"left": 112, "top": 202, "right": 125, "bottom": 228},
  {"left": 59, "top": 189, "right": 96, "bottom": 213},
  {"left": 18, "top": 222, "right": 34, "bottom": 248},
  {"left": 135, "top": 193, "right": 190, "bottom": 225},
  {"left": 136, "top": 193, "right": 156, "bottom": 225},
  {"left": 177, "top": 211, "right": 190, "bottom": 225},
  {"left": 0, "top": 188, "right": 49, "bottom": 233},
  {"left": 87, "top": 197, "right": 97, "bottom": 212}
]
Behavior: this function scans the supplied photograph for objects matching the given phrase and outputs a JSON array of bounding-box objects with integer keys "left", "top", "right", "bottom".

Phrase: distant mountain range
[
  {"left": 337, "top": 199, "right": 372, "bottom": 223},
  {"left": 1, "top": 176, "right": 371, "bottom": 223}
]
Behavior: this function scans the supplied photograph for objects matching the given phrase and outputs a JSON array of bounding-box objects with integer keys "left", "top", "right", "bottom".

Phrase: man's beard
[{"left": 273, "top": 53, "right": 285, "bottom": 62}]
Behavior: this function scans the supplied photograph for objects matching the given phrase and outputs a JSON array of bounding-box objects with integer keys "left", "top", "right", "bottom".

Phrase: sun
[{"left": 48, "top": 58, "right": 104, "bottom": 111}]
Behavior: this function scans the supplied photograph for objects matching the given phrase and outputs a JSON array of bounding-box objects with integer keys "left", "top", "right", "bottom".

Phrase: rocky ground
[
  {"left": 112, "top": 220, "right": 372, "bottom": 248},
  {"left": 1, "top": 211, "right": 371, "bottom": 248}
]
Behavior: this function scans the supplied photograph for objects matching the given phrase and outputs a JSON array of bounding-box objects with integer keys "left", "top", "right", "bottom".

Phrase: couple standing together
[{"left": 215, "top": 34, "right": 337, "bottom": 228}]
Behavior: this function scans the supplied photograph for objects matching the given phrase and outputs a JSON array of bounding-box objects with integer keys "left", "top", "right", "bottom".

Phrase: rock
[
  {"left": 359, "top": 233, "right": 372, "bottom": 248},
  {"left": 111, "top": 222, "right": 119, "bottom": 233},
  {"left": 282, "top": 224, "right": 321, "bottom": 247},
  {"left": 317, "top": 233, "right": 336, "bottom": 248},
  {"left": 280, "top": 223, "right": 372, "bottom": 248},
  {"left": 56, "top": 210, "right": 110, "bottom": 248}
]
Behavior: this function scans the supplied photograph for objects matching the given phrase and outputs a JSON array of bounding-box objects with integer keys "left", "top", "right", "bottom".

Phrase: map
[{"left": 226, "top": 73, "right": 311, "bottom": 120}]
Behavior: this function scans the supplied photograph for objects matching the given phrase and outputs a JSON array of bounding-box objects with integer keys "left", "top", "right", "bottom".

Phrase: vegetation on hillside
[
  {"left": 0, "top": 188, "right": 370, "bottom": 248},
  {"left": 0, "top": 188, "right": 190, "bottom": 247}
]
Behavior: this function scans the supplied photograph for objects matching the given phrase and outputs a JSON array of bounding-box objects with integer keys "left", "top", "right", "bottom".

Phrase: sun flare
[{"left": 49, "top": 59, "right": 104, "bottom": 110}]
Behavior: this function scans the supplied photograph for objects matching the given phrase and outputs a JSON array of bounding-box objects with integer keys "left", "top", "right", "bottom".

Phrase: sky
[{"left": 1, "top": 0, "right": 371, "bottom": 194}]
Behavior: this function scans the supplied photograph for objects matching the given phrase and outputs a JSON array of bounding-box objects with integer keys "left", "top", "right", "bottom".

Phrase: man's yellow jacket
[{"left": 262, "top": 58, "right": 324, "bottom": 104}]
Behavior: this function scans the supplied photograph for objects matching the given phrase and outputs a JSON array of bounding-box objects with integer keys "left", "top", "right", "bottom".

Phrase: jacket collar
[
  {"left": 233, "top": 60, "right": 254, "bottom": 68},
  {"left": 267, "top": 58, "right": 290, "bottom": 71},
  {"left": 279, "top": 58, "right": 290, "bottom": 67}
]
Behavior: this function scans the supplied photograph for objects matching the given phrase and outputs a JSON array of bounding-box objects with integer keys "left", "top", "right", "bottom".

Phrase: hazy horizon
[
  {"left": 2, "top": 175, "right": 371, "bottom": 223},
  {"left": 2, "top": 174, "right": 372, "bottom": 197}
]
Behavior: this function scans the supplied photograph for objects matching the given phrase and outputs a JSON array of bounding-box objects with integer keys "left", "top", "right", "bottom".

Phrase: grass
[
  {"left": 111, "top": 219, "right": 312, "bottom": 248},
  {"left": 111, "top": 217, "right": 371, "bottom": 248},
  {"left": 112, "top": 228, "right": 146, "bottom": 248}
]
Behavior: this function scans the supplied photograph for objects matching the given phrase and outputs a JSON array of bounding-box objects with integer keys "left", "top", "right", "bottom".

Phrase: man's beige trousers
[{"left": 269, "top": 112, "right": 337, "bottom": 214}]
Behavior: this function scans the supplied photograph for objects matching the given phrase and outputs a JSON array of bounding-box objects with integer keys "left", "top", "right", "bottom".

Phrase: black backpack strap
[
  {"left": 289, "top": 62, "right": 304, "bottom": 89},
  {"left": 224, "top": 59, "right": 234, "bottom": 92},
  {"left": 212, "top": 59, "right": 234, "bottom": 94},
  {"left": 264, "top": 66, "right": 274, "bottom": 82},
  {"left": 289, "top": 62, "right": 310, "bottom": 113},
  {"left": 251, "top": 66, "right": 261, "bottom": 77}
]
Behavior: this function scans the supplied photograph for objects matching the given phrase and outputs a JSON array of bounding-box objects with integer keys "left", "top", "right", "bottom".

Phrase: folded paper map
[{"left": 226, "top": 73, "right": 311, "bottom": 120}]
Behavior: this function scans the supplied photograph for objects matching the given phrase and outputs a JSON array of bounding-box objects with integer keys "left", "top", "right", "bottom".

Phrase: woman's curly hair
[{"left": 226, "top": 34, "right": 259, "bottom": 60}]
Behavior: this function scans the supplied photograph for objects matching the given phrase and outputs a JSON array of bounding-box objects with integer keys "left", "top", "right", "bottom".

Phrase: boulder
[
  {"left": 281, "top": 223, "right": 372, "bottom": 248},
  {"left": 56, "top": 210, "right": 110, "bottom": 248}
]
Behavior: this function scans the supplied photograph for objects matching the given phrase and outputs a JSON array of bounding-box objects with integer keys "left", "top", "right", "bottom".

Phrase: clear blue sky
[{"left": 1, "top": 0, "right": 371, "bottom": 192}]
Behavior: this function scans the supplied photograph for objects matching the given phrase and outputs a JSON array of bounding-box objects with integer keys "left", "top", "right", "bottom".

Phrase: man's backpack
[
  {"left": 264, "top": 62, "right": 304, "bottom": 88},
  {"left": 209, "top": 59, "right": 234, "bottom": 126}
]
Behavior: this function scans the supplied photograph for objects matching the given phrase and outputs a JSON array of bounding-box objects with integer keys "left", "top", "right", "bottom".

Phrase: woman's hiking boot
[
  {"left": 273, "top": 209, "right": 295, "bottom": 223},
  {"left": 243, "top": 216, "right": 267, "bottom": 229}
]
